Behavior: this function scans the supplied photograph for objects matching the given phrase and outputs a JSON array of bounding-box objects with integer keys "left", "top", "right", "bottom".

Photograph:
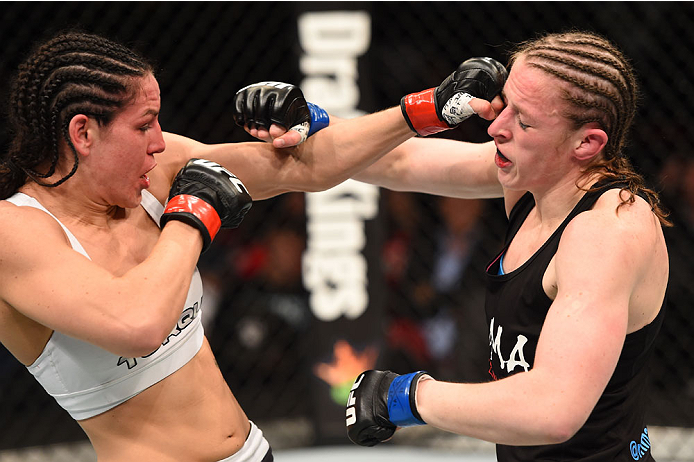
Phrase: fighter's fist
[
  {"left": 401, "top": 57, "right": 507, "bottom": 136},
  {"left": 233, "top": 81, "right": 328, "bottom": 144},
  {"left": 161, "top": 159, "right": 252, "bottom": 252},
  {"left": 346, "top": 370, "right": 430, "bottom": 447}
]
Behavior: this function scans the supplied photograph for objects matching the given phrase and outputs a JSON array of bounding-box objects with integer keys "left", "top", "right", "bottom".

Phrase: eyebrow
[
  {"left": 502, "top": 91, "right": 531, "bottom": 119},
  {"left": 501, "top": 90, "right": 520, "bottom": 113},
  {"left": 141, "top": 109, "right": 159, "bottom": 117}
]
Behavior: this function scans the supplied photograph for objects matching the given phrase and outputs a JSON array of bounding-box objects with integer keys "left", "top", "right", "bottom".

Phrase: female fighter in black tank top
[{"left": 485, "top": 180, "right": 664, "bottom": 461}]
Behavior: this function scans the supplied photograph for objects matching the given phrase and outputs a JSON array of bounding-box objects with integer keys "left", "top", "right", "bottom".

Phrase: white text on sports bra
[{"left": 117, "top": 301, "right": 201, "bottom": 370}]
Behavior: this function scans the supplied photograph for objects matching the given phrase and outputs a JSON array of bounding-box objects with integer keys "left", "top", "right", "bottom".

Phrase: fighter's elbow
[
  {"left": 111, "top": 318, "right": 170, "bottom": 358},
  {"left": 536, "top": 409, "right": 587, "bottom": 444},
  {"left": 543, "top": 419, "right": 581, "bottom": 444}
]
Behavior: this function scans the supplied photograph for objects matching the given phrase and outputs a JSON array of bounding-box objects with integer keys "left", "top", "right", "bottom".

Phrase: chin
[
  {"left": 497, "top": 170, "right": 512, "bottom": 187},
  {"left": 119, "top": 192, "right": 142, "bottom": 210},
  {"left": 497, "top": 174, "right": 525, "bottom": 193}
]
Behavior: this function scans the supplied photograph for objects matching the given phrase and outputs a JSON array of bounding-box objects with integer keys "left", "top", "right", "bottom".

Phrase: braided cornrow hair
[
  {"left": 1, "top": 31, "right": 153, "bottom": 198},
  {"left": 510, "top": 31, "right": 671, "bottom": 226}
]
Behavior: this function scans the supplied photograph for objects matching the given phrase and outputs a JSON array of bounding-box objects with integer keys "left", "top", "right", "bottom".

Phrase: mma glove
[
  {"left": 401, "top": 57, "right": 508, "bottom": 136},
  {"left": 161, "top": 159, "right": 252, "bottom": 252},
  {"left": 346, "top": 370, "right": 431, "bottom": 447},
  {"left": 233, "top": 81, "right": 329, "bottom": 144}
]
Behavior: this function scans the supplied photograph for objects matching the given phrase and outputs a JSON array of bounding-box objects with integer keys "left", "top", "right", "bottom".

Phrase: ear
[
  {"left": 67, "top": 114, "right": 94, "bottom": 156},
  {"left": 574, "top": 127, "right": 608, "bottom": 162}
]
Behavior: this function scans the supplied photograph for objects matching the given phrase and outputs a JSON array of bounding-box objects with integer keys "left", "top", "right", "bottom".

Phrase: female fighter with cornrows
[{"left": 0, "top": 30, "right": 434, "bottom": 462}]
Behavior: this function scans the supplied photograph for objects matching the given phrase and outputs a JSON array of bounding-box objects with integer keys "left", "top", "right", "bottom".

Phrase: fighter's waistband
[{"left": 217, "top": 421, "right": 272, "bottom": 462}]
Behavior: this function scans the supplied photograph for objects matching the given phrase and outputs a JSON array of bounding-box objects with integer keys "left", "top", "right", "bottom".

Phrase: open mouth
[
  {"left": 495, "top": 149, "right": 512, "bottom": 168},
  {"left": 140, "top": 173, "right": 151, "bottom": 188},
  {"left": 140, "top": 163, "right": 156, "bottom": 185},
  {"left": 494, "top": 149, "right": 513, "bottom": 169},
  {"left": 496, "top": 149, "right": 510, "bottom": 163}
]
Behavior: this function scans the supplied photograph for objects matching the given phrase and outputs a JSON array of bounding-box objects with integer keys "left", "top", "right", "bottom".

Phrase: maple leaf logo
[{"left": 313, "top": 340, "right": 378, "bottom": 405}]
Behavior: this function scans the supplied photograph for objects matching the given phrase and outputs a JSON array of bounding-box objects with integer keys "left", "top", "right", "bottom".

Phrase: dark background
[{"left": 0, "top": 1, "right": 692, "bottom": 455}]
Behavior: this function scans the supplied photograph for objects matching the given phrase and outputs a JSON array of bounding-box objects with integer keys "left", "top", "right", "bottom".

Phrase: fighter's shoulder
[
  {"left": 592, "top": 188, "right": 656, "bottom": 228},
  {"left": 564, "top": 188, "right": 658, "bottom": 249},
  {"left": 0, "top": 199, "right": 71, "bottom": 255},
  {"left": 0, "top": 198, "right": 52, "bottom": 223},
  {"left": 162, "top": 131, "right": 202, "bottom": 151}
]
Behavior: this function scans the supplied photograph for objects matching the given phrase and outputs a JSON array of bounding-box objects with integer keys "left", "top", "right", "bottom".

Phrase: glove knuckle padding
[
  {"left": 184, "top": 160, "right": 250, "bottom": 227},
  {"left": 452, "top": 57, "right": 508, "bottom": 101},
  {"left": 233, "top": 82, "right": 309, "bottom": 130},
  {"left": 168, "top": 159, "right": 252, "bottom": 226},
  {"left": 162, "top": 159, "right": 252, "bottom": 252},
  {"left": 233, "top": 91, "right": 246, "bottom": 126}
]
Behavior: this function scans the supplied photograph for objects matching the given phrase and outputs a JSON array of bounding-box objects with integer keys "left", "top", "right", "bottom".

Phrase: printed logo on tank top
[
  {"left": 117, "top": 301, "right": 201, "bottom": 369},
  {"left": 630, "top": 427, "right": 651, "bottom": 460},
  {"left": 488, "top": 317, "right": 530, "bottom": 379}
]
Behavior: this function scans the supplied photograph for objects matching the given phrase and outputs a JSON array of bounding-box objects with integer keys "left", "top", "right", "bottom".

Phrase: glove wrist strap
[
  {"left": 163, "top": 194, "right": 221, "bottom": 250},
  {"left": 307, "top": 102, "right": 330, "bottom": 136},
  {"left": 400, "top": 88, "right": 450, "bottom": 137},
  {"left": 387, "top": 371, "right": 427, "bottom": 427}
]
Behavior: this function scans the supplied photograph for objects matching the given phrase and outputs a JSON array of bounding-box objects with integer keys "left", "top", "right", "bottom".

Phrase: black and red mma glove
[
  {"left": 160, "top": 159, "right": 252, "bottom": 252},
  {"left": 401, "top": 57, "right": 508, "bottom": 136}
]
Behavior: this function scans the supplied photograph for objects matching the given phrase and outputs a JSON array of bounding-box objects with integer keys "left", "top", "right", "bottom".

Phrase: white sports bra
[{"left": 7, "top": 190, "right": 205, "bottom": 420}]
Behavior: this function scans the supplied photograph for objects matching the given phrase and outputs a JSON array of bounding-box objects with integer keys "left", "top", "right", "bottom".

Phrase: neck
[
  {"left": 19, "top": 179, "right": 126, "bottom": 228},
  {"left": 530, "top": 172, "right": 599, "bottom": 227}
]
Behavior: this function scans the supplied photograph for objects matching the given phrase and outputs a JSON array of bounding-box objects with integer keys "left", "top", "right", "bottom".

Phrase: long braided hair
[
  {"left": 511, "top": 31, "right": 670, "bottom": 226},
  {"left": 1, "top": 31, "right": 153, "bottom": 198}
]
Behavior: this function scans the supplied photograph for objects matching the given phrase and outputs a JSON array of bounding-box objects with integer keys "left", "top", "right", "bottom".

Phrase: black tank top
[{"left": 485, "top": 181, "right": 664, "bottom": 461}]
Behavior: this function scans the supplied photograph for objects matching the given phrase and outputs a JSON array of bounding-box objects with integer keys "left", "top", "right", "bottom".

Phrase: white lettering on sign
[{"left": 298, "top": 11, "right": 377, "bottom": 322}]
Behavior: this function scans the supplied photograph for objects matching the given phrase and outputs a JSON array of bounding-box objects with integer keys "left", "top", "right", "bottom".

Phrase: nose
[
  {"left": 487, "top": 106, "right": 512, "bottom": 141},
  {"left": 149, "top": 121, "right": 166, "bottom": 155}
]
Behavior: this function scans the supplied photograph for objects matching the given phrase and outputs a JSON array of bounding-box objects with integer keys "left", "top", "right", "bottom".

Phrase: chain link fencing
[{"left": 0, "top": 2, "right": 692, "bottom": 460}]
